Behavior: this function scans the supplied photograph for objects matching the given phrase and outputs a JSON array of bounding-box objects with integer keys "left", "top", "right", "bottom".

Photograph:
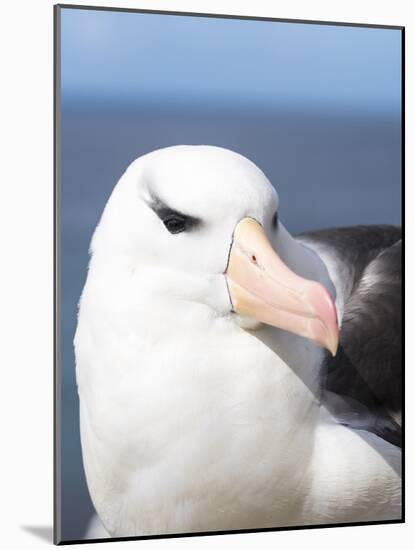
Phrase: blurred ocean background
[{"left": 59, "top": 6, "right": 402, "bottom": 541}]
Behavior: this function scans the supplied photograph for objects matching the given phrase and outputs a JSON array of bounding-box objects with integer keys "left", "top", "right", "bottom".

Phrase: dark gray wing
[{"left": 299, "top": 225, "right": 402, "bottom": 447}]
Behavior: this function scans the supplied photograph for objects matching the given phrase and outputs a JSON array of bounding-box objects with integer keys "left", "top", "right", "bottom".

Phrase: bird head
[{"left": 90, "top": 145, "right": 338, "bottom": 355}]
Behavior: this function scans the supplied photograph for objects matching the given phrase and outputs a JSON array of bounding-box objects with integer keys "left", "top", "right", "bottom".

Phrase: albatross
[{"left": 75, "top": 145, "right": 401, "bottom": 537}]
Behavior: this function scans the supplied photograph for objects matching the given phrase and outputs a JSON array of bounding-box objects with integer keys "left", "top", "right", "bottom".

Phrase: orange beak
[{"left": 226, "top": 218, "right": 339, "bottom": 356}]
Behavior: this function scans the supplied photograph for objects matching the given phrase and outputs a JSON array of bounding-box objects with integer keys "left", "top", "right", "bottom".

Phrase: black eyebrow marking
[{"left": 148, "top": 194, "right": 202, "bottom": 230}]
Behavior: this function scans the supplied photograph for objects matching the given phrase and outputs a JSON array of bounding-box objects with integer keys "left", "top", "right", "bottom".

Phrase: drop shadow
[{"left": 21, "top": 525, "right": 53, "bottom": 543}]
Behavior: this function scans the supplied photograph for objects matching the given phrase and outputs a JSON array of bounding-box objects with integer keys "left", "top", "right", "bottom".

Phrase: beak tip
[{"left": 327, "top": 336, "right": 339, "bottom": 357}]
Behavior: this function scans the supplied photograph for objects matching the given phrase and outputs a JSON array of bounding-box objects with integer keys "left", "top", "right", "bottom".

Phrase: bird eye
[
  {"left": 272, "top": 211, "right": 279, "bottom": 229},
  {"left": 149, "top": 196, "right": 201, "bottom": 234},
  {"left": 163, "top": 214, "right": 187, "bottom": 234}
]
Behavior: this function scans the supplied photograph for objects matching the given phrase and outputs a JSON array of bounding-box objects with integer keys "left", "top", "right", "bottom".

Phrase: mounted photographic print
[{"left": 54, "top": 4, "right": 404, "bottom": 544}]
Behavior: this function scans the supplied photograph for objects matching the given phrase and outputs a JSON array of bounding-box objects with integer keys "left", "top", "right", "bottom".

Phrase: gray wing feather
[{"left": 299, "top": 225, "right": 402, "bottom": 446}]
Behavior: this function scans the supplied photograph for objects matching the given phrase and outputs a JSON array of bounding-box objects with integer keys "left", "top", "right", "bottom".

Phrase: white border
[{"left": 1, "top": 1, "right": 411, "bottom": 548}]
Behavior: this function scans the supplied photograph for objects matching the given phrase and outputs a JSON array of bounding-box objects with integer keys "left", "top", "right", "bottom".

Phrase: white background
[{"left": 0, "top": 0, "right": 411, "bottom": 548}]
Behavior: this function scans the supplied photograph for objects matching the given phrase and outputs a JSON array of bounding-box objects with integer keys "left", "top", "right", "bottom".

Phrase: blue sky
[{"left": 60, "top": 7, "right": 401, "bottom": 114}]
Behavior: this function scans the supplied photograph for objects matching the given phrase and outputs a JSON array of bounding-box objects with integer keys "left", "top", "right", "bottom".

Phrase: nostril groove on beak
[{"left": 252, "top": 255, "right": 257, "bottom": 263}]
